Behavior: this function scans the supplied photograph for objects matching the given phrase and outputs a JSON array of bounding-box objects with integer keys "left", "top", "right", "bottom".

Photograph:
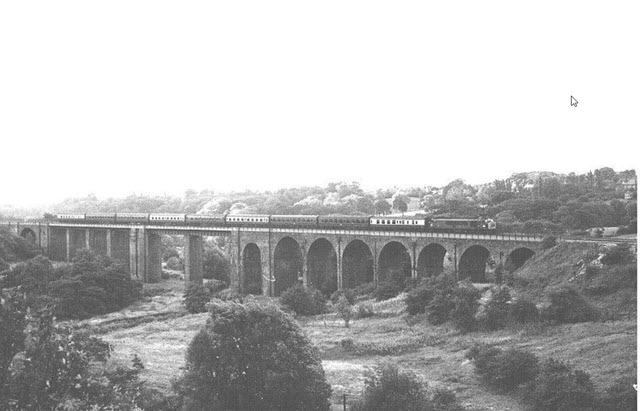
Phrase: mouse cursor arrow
[{"left": 571, "top": 96, "right": 578, "bottom": 107}]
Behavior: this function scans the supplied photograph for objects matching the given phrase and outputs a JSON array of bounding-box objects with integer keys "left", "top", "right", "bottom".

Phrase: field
[{"left": 74, "top": 274, "right": 636, "bottom": 411}]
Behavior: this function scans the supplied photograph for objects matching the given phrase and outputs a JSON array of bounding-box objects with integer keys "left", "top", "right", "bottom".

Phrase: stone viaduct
[{"left": 4, "top": 221, "right": 544, "bottom": 296}]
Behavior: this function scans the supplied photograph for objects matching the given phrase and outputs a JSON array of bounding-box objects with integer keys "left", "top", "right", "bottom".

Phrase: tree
[
  {"left": 374, "top": 197, "right": 392, "bottom": 215},
  {"left": 392, "top": 197, "right": 408, "bottom": 213},
  {"left": 175, "top": 301, "right": 332, "bottom": 410}
]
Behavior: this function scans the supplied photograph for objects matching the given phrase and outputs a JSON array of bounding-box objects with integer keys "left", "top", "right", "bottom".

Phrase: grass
[{"left": 83, "top": 264, "right": 635, "bottom": 411}]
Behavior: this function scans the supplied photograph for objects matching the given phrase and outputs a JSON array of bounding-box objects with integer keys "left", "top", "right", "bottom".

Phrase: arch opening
[
  {"left": 342, "top": 240, "right": 374, "bottom": 289},
  {"left": 307, "top": 238, "right": 337, "bottom": 297},
  {"left": 417, "top": 243, "right": 447, "bottom": 278},
  {"left": 459, "top": 245, "right": 491, "bottom": 283},
  {"left": 242, "top": 243, "right": 262, "bottom": 295},
  {"left": 505, "top": 247, "right": 535, "bottom": 272},
  {"left": 378, "top": 241, "right": 411, "bottom": 283},
  {"left": 273, "top": 237, "right": 303, "bottom": 296},
  {"left": 20, "top": 228, "right": 37, "bottom": 244}
]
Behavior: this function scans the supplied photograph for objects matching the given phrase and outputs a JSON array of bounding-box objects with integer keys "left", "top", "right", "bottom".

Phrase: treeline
[{"left": 40, "top": 167, "right": 637, "bottom": 234}]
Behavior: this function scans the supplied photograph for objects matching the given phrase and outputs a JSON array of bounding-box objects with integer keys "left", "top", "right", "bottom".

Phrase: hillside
[{"left": 511, "top": 241, "right": 636, "bottom": 319}]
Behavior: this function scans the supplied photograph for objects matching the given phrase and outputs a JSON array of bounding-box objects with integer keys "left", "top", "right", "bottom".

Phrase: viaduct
[{"left": 3, "top": 220, "right": 544, "bottom": 296}]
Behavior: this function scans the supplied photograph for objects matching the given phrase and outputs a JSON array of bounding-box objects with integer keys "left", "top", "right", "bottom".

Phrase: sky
[{"left": 1, "top": 1, "right": 638, "bottom": 207}]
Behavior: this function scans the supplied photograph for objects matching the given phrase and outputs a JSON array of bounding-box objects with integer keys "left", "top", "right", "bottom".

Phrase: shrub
[
  {"left": 354, "top": 302, "right": 375, "bottom": 319},
  {"left": 482, "top": 286, "right": 512, "bottom": 330},
  {"left": 522, "top": 358, "right": 600, "bottom": 411},
  {"left": 183, "top": 283, "right": 212, "bottom": 314},
  {"left": 351, "top": 282, "right": 375, "bottom": 298},
  {"left": 280, "top": 284, "right": 326, "bottom": 316},
  {"left": 450, "top": 281, "right": 481, "bottom": 333},
  {"left": 214, "top": 288, "right": 244, "bottom": 302},
  {"left": 431, "top": 388, "right": 464, "bottom": 411},
  {"left": 601, "top": 244, "right": 634, "bottom": 266},
  {"left": 205, "top": 279, "right": 228, "bottom": 294},
  {"left": 336, "top": 296, "right": 352, "bottom": 328},
  {"left": 405, "top": 276, "right": 439, "bottom": 316},
  {"left": 467, "top": 345, "right": 539, "bottom": 392},
  {"left": 507, "top": 298, "right": 539, "bottom": 324},
  {"left": 165, "top": 256, "right": 183, "bottom": 271},
  {"left": 541, "top": 236, "right": 557, "bottom": 250},
  {"left": 601, "top": 376, "right": 637, "bottom": 411},
  {"left": 330, "top": 289, "right": 355, "bottom": 305},
  {"left": 174, "top": 301, "right": 332, "bottom": 410},
  {"left": 405, "top": 275, "right": 457, "bottom": 322},
  {"left": 350, "top": 362, "right": 431, "bottom": 411},
  {"left": 374, "top": 281, "right": 404, "bottom": 301},
  {"left": 542, "top": 288, "right": 600, "bottom": 323}
]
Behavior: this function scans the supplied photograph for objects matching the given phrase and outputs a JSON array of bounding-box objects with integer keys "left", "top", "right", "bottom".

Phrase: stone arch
[
  {"left": 273, "top": 237, "right": 303, "bottom": 296},
  {"left": 378, "top": 241, "right": 411, "bottom": 283},
  {"left": 242, "top": 243, "right": 262, "bottom": 295},
  {"left": 342, "top": 240, "right": 374, "bottom": 289},
  {"left": 417, "top": 243, "right": 447, "bottom": 278},
  {"left": 505, "top": 247, "right": 535, "bottom": 272},
  {"left": 307, "top": 238, "right": 337, "bottom": 296},
  {"left": 459, "top": 245, "right": 491, "bottom": 283},
  {"left": 20, "top": 227, "right": 37, "bottom": 243}
]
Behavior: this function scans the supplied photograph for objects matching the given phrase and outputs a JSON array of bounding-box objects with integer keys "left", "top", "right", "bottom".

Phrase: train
[{"left": 53, "top": 213, "right": 497, "bottom": 233}]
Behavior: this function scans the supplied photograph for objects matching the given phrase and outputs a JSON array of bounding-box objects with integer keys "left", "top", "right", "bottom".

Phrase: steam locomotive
[{"left": 54, "top": 213, "right": 497, "bottom": 233}]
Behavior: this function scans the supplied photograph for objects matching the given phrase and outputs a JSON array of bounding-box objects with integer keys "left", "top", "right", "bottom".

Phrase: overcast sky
[{"left": 1, "top": 1, "right": 638, "bottom": 207}]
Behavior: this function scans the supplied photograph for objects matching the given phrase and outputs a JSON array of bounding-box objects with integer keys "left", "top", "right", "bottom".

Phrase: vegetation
[
  {"left": 336, "top": 295, "right": 353, "bottom": 328},
  {"left": 0, "top": 250, "right": 142, "bottom": 320},
  {"left": 466, "top": 345, "right": 539, "bottom": 392},
  {"left": 521, "top": 358, "right": 600, "bottom": 411},
  {"left": 280, "top": 284, "right": 327, "bottom": 316},
  {"left": 542, "top": 288, "right": 600, "bottom": 323},
  {"left": 174, "top": 300, "right": 332, "bottom": 410},
  {"left": 0, "top": 228, "right": 41, "bottom": 262},
  {"left": 183, "top": 283, "right": 212, "bottom": 313},
  {"left": 0, "top": 292, "right": 156, "bottom": 410},
  {"left": 351, "top": 362, "right": 463, "bottom": 411}
]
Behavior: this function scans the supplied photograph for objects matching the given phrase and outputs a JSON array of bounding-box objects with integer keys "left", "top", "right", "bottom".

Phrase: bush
[
  {"left": 202, "top": 246, "right": 230, "bottom": 283},
  {"left": 601, "top": 244, "right": 634, "bottom": 266},
  {"left": 165, "top": 256, "right": 183, "bottom": 271},
  {"left": 183, "top": 283, "right": 212, "bottom": 313},
  {"left": 205, "top": 279, "right": 228, "bottom": 294},
  {"left": 214, "top": 288, "right": 244, "bottom": 302},
  {"left": 330, "top": 289, "right": 355, "bottom": 305},
  {"left": 405, "top": 275, "right": 457, "bottom": 321},
  {"left": 354, "top": 302, "right": 375, "bottom": 319},
  {"left": 450, "top": 281, "right": 481, "bottom": 333},
  {"left": 174, "top": 301, "right": 332, "bottom": 410},
  {"left": 541, "top": 236, "right": 557, "bottom": 250},
  {"left": 507, "top": 298, "right": 539, "bottom": 324},
  {"left": 522, "top": 358, "right": 600, "bottom": 411},
  {"left": 481, "top": 286, "right": 512, "bottom": 330},
  {"left": 542, "top": 288, "right": 600, "bottom": 323},
  {"left": 431, "top": 388, "right": 464, "bottom": 411},
  {"left": 280, "top": 284, "right": 326, "bottom": 316},
  {"left": 2, "top": 251, "right": 142, "bottom": 320},
  {"left": 467, "top": 345, "right": 539, "bottom": 392},
  {"left": 351, "top": 362, "right": 432, "bottom": 411},
  {"left": 374, "top": 281, "right": 404, "bottom": 301}
]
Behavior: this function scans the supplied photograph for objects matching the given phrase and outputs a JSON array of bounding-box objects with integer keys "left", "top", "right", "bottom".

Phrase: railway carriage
[
  {"left": 185, "top": 214, "right": 226, "bottom": 226},
  {"left": 86, "top": 213, "right": 116, "bottom": 223},
  {"left": 225, "top": 215, "right": 270, "bottom": 226},
  {"left": 318, "top": 215, "right": 370, "bottom": 229},
  {"left": 270, "top": 215, "right": 319, "bottom": 228},
  {"left": 149, "top": 214, "right": 186, "bottom": 224},
  {"left": 115, "top": 213, "right": 150, "bottom": 224},
  {"left": 370, "top": 216, "right": 427, "bottom": 231}
]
